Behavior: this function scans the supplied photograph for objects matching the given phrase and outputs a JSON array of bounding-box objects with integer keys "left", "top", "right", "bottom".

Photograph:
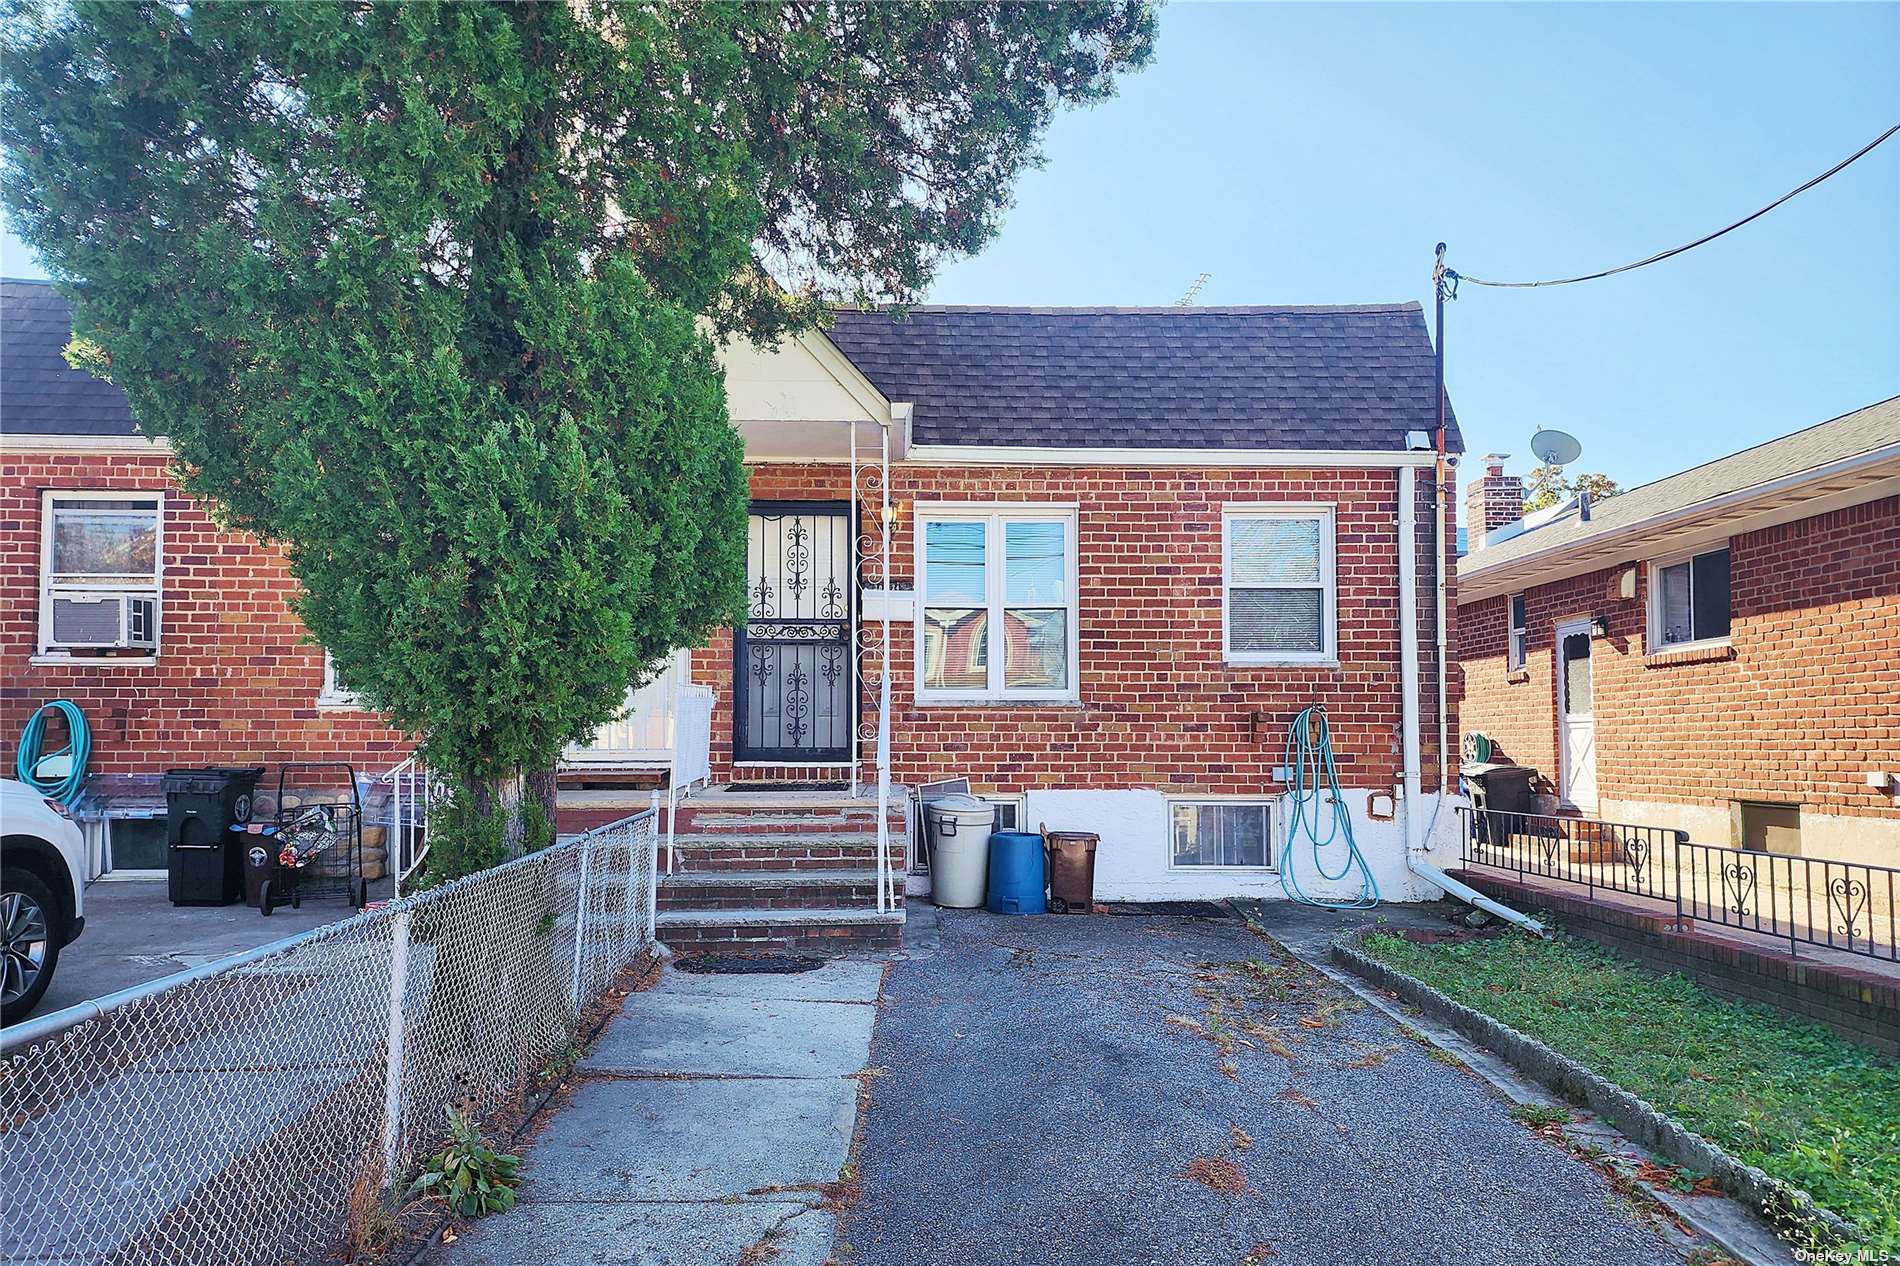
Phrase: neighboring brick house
[
  {"left": 5, "top": 279, "right": 1464, "bottom": 907},
  {"left": 1457, "top": 398, "right": 1900, "bottom": 869}
]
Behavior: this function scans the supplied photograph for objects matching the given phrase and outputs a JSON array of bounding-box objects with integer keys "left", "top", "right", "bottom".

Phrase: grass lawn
[{"left": 1360, "top": 928, "right": 1900, "bottom": 1251}]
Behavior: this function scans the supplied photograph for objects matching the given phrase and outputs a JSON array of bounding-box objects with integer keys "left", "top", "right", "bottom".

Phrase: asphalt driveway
[{"left": 841, "top": 906, "right": 1686, "bottom": 1266}]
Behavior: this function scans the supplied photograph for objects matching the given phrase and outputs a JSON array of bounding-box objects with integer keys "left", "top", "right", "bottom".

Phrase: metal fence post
[
  {"left": 380, "top": 908, "right": 412, "bottom": 1187},
  {"left": 1672, "top": 831, "right": 1687, "bottom": 926},
  {"left": 569, "top": 831, "right": 596, "bottom": 1015}
]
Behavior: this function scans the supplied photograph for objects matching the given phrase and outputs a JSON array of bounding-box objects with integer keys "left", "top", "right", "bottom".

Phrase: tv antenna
[{"left": 1175, "top": 272, "right": 1211, "bottom": 306}]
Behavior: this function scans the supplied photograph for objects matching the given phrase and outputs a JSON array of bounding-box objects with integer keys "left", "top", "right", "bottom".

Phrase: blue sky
[
  {"left": 5, "top": 3, "right": 1895, "bottom": 490},
  {"left": 924, "top": 2, "right": 1900, "bottom": 489}
]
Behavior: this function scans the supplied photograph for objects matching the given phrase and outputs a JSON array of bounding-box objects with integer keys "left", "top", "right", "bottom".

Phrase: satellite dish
[{"left": 1530, "top": 428, "right": 1582, "bottom": 467}]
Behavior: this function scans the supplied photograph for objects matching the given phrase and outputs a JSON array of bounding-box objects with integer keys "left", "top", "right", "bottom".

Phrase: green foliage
[
  {"left": 1, "top": 1, "right": 1155, "bottom": 811},
  {"left": 1508, "top": 1101, "right": 1572, "bottom": 1129},
  {"left": 412, "top": 789, "right": 553, "bottom": 889},
  {"left": 407, "top": 1107, "right": 522, "bottom": 1219},
  {"left": 1524, "top": 465, "right": 1621, "bottom": 512},
  {"left": 1362, "top": 930, "right": 1900, "bottom": 1249}
]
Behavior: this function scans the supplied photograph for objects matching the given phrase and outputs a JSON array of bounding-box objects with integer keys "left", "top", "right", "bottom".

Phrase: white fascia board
[
  {"left": 1, "top": 432, "right": 172, "bottom": 455},
  {"left": 796, "top": 327, "right": 892, "bottom": 427},
  {"left": 1458, "top": 445, "right": 1900, "bottom": 603},
  {"left": 903, "top": 444, "right": 1438, "bottom": 468}
]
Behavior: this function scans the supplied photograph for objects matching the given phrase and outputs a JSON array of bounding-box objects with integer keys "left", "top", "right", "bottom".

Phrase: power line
[{"left": 1448, "top": 121, "right": 1899, "bottom": 290}]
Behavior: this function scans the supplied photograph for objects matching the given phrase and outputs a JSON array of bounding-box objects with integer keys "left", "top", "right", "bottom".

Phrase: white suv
[{"left": 2, "top": 779, "right": 88, "bottom": 1025}]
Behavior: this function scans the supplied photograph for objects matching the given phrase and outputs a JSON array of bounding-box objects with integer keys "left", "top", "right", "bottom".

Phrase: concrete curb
[{"left": 1329, "top": 930, "right": 1855, "bottom": 1251}]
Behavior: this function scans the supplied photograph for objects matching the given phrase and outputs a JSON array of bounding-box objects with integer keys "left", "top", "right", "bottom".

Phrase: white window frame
[
  {"left": 1647, "top": 543, "right": 1732, "bottom": 652},
  {"left": 1507, "top": 592, "right": 1528, "bottom": 670},
  {"left": 317, "top": 650, "right": 364, "bottom": 709},
  {"left": 1166, "top": 797, "right": 1276, "bottom": 872},
  {"left": 983, "top": 794, "right": 1027, "bottom": 833},
  {"left": 1221, "top": 503, "right": 1337, "bottom": 667},
  {"left": 913, "top": 502, "right": 1080, "bottom": 705},
  {"left": 36, "top": 489, "right": 164, "bottom": 663}
]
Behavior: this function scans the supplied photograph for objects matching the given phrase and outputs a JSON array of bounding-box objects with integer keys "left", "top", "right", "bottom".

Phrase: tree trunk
[{"left": 526, "top": 766, "right": 558, "bottom": 840}]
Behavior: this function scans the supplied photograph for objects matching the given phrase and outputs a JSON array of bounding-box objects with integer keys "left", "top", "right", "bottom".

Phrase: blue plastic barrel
[{"left": 985, "top": 832, "right": 1047, "bottom": 915}]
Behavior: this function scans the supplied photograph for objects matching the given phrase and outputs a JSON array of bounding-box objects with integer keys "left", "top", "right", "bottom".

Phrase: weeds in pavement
[{"left": 1509, "top": 1101, "right": 1573, "bottom": 1129}]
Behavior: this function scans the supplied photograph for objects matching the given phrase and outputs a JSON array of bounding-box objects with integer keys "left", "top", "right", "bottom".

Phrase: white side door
[
  {"left": 565, "top": 651, "right": 689, "bottom": 765},
  {"left": 1556, "top": 622, "right": 1598, "bottom": 812}
]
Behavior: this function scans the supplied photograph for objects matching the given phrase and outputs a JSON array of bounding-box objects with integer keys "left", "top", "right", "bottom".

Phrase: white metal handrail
[{"left": 380, "top": 753, "right": 445, "bottom": 898}]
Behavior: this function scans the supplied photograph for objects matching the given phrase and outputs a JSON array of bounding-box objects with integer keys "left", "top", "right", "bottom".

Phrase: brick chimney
[{"left": 1465, "top": 454, "right": 1524, "bottom": 552}]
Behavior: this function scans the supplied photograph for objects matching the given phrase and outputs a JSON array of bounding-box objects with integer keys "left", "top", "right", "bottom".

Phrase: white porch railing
[
  {"left": 660, "top": 681, "right": 716, "bottom": 883},
  {"left": 381, "top": 754, "right": 445, "bottom": 898}
]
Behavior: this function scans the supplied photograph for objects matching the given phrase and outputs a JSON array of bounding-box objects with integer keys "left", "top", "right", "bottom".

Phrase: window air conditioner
[{"left": 49, "top": 592, "right": 158, "bottom": 650}]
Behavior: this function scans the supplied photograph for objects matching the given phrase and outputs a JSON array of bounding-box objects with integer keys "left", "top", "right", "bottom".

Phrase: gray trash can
[{"left": 927, "top": 794, "right": 997, "bottom": 908}]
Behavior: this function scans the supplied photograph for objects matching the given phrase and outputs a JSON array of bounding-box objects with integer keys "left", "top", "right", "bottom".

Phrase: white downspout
[
  {"left": 1400, "top": 464, "right": 1546, "bottom": 935},
  {"left": 1397, "top": 466, "right": 1422, "bottom": 854}
]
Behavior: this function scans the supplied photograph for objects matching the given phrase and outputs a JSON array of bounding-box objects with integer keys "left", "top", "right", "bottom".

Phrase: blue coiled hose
[
  {"left": 16, "top": 699, "right": 90, "bottom": 806},
  {"left": 1279, "top": 704, "right": 1380, "bottom": 910}
]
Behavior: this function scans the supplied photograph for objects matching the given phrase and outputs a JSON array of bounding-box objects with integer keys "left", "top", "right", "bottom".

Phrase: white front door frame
[{"left": 1553, "top": 618, "right": 1598, "bottom": 813}]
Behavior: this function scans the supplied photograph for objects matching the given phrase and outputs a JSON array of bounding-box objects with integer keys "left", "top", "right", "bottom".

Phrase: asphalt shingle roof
[
  {"left": 1, "top": 278, "right": 137, "bottom": 436},
  {"left": 1462, "top": 395, "right": 1900, "bottom": 576},
  {"left": 2, "top": 284, "right": 1463, "bottom": 455},
  {"left": 824, "top": 304, "right": 1460, "bottom": 452}
]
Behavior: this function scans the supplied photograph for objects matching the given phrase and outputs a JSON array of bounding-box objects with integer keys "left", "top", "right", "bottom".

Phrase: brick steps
[
  {"left": 657, "top": 868, "right": 882, "bottom": 911},
  {"left": 656, "top": 906, "right": 905, "bottom": 953}
]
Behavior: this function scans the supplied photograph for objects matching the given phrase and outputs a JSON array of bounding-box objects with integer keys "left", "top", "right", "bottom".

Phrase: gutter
[{"left": 1459, "top": 440, "right": 1900, "bottom": 602}]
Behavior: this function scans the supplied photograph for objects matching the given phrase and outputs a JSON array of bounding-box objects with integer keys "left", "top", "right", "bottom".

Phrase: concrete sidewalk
[{"left": 436, "top": 957, "right": 885, "bottom": 1266}]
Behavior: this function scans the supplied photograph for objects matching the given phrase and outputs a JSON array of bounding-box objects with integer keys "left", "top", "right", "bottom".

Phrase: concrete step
[
  {"left": 658, "top": 868, "right": 887, "bottom": 912},
  {"left": 657, "top": 905, "right": 905, "bottom": 954},
  {"left": 664, "top": 835, "right": 903, "bottom": 872}
]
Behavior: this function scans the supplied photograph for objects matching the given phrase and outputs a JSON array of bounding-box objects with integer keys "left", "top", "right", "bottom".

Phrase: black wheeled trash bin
[{"left": 165, "top": 766, "right": 265, "bottom": 906}]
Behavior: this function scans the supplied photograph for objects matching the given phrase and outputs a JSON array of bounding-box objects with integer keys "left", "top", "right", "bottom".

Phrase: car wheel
[{"left": 2, "top": 870, "right": 63, "bottom": 1025}]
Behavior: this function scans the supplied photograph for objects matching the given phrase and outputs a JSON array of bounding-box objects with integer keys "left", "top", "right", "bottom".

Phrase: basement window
[
  {"left": 1650, "top": 546, "right": 1731, "bottom": 649},
  {"left": 1169, "top": 800, "right": 1273, "bottom": 870},
  {"left": 1507, "top": 593, "right": 1528, "bottom": 669}
]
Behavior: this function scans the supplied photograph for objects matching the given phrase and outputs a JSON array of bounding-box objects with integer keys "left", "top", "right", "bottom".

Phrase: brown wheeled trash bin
[{"left": 1043, "top": 827, "right": 1100, "bottom": 913}]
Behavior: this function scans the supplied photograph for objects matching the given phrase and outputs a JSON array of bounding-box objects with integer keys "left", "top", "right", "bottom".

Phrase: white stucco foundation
[
  {"left": 1599, "top": 797, "right": 1900, "bottom": 870},
  {"left": 1022, "top": 787, "right": 1464, "bottom": 904}
]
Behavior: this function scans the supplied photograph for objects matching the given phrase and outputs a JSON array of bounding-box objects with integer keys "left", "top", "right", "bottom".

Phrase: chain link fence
[{"left": 1, "top": 809, "right": 658, "bottom": 1266}]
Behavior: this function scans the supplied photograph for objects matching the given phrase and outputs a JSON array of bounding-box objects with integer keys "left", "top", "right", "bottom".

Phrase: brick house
[
  {"left": 1457, "top": 398, "right": 1900, "bottom": 869},
  {"left": 5, "top": 279, "right": 1466, "bottom": 934}
]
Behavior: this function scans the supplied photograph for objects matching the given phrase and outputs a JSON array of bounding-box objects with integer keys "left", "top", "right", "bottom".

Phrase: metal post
[
  {"left": 850, "top": 420, "right": 861, "bottom": 801},
  {"left": 569, "top": 833, "right": 595, "bottom": 1014},
  {"left": 646, "top": 790, "right": 663, "bottom": 944},
  {"left": 877, "top": 422, "right": 893, "bottom": 912},
  {"left": 1672, "top": 831, "right": 1686, "bottom": 927},
  {"left": 391, "top": 768, "right": 406, "bottom": 901},
  {"left": 380, "top": 909, "right": 412, "bottom": 1186}
]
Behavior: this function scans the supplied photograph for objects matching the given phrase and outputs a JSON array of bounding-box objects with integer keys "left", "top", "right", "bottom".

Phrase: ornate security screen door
[{"left": 734, "top": 502, "right": 854, "bottom": 763}]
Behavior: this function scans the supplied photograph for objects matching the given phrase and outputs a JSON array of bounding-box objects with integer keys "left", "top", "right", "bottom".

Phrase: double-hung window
[
  {"left": 1222, "top": 505, "right": 1336, "bottom": 664},
  {"left": 38, "top": 491, "right": 163, "bottom": 658},
  {"left": 917, "top": 505, "right": 1078, "bottom": 702},
  {"left": 1650, "top": 546, "right": 1731, "bottom": 649},
  {"left": 1507, "top": 593, "right": 1528, "bottom": 669}
]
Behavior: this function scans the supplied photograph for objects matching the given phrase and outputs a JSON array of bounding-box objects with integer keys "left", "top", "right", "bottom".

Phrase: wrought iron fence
[
  {"left": 1459, "top": 806, "right": 1899, "bottom": 962},
  {"left": 0, "top": 810, "right": 658, "bottom": 1266}
]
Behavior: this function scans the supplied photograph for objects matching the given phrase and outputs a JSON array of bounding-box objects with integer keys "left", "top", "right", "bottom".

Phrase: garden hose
[
  {"left": 1279, "top": 704, "right": 1380, "bottom": 910},
  {"left": 15, "top": 699, "right": 90, "bottom": 806}
]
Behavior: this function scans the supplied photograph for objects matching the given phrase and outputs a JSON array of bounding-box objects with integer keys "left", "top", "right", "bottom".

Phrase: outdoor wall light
[{"left": 1590, "top": 614, "right": 1610, "bottom": 637}]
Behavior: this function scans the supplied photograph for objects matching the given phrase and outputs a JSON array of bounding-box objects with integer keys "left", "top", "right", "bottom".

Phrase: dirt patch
[
  {"left": 1180, "top": 1155, "right": 1251, "bottom": 1197},
  {"left": 1389, "top": 925, "right": 1510, "bottom": 945}
]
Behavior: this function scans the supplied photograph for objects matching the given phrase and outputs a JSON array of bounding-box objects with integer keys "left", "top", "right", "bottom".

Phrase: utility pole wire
[{"left": 1452, "top": 121, "right": 1899, "bottom": 290}]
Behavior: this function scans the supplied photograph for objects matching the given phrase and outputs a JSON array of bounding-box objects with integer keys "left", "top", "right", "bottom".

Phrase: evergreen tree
[{"left": 3, "top": 1, "right": 1155, "bottom": 846}]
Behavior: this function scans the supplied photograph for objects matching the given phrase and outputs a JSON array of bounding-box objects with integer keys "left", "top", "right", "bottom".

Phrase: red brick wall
[
  {"left": 6, "top": 451, "right": 1460, "bottom": 799},
  {"left": 1, "top": 453, "right": 408, "bottom": 777},
  {"left": 1458, "top": 494, "right": 1900, "bottom": 821},
  {"left": 699, "top": 461, "right": 1458, "bottom": 797}
]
